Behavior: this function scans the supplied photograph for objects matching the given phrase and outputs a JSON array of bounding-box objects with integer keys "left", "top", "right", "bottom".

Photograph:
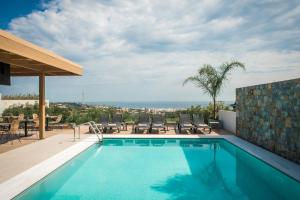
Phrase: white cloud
[
  {"left": 209, "top": 17, "right": 245, "bottom": 32},
  {"left": 1, "top": 0, "right": 300, "bottom": 102}
]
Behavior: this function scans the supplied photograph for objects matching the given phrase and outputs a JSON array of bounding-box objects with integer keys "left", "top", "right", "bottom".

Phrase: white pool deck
[{"left": 0, "top": 132, "right": 300, "bottom": 199}]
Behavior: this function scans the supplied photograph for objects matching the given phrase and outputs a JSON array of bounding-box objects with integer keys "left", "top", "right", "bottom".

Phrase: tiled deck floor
[
  {"left": 0, "top": 127, "right": 88, "bottom": 183},
  {"left": 0, "top": 128, "right": 79, "bottom": 154}
]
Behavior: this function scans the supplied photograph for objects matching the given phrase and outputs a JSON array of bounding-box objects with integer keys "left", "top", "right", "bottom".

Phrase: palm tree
[{"left": 183, "top": 61, "right": 245, "bottom": 119}]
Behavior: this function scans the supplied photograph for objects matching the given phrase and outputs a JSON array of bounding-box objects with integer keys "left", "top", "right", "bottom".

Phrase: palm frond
[
  {"left": 214, "top": 60, "right": 245, "bottom": 95},
  {"left": 219, "top": 60, "right": 245, "bottom": 80},
  {"left": 183, "top": 76, "right": 199, "bottom": 86},
  {"left": 183, "top": 65, "right": 217, "bottom": 98}
]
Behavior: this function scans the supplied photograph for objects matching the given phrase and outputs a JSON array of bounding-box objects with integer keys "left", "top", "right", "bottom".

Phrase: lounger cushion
[
  {"left": 196, "top": 123, "right": 209, "bottom": 127},
  {"left": 183, "top": 123, "right": 193, "bottom": 127},
  {"left": 98, "top": 123, "right": 107, "bottom": 125},
  {"left": 138, "top": 123, "right": 149, "bottom": 127},
  {"left": 108, "top": 123, "right": 117, "bottom": 126},
  {"left": 153, "top": 123, "right": 163, "bottom": 127}
]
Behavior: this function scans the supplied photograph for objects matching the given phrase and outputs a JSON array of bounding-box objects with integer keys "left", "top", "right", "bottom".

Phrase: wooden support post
[{"left": 39, "top": 72, "right": 45, "bottom": 139}]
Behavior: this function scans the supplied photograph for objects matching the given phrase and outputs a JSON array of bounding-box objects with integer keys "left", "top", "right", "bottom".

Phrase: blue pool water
[{"left": 15, "top": 139, "right": 300, "bottom": 200}]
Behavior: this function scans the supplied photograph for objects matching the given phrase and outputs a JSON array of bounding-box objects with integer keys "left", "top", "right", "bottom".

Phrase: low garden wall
[
  {"left": 219, "top": 110, "right": 236, "bottom": 133},
  {"left": 236, "top": 78, "right": 300, "bottom": 164},
  {"left": 0, "top": 99, "right": 50, "bottom": 115}
]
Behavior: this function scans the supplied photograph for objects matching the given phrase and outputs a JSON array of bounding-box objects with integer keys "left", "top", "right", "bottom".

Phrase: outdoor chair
[
  {"left": 17, "top": 114, "right": 25, "bottom": 130},
  {"left": 49, "top": 114, "right": 63, "bottom": 129},
  {"left": 107, "top": 114, "right": 124, "bottom": 133},
  {"left": 151, "top": 114, "right": 166, "bottom": 133},
  {"left": 0, "top": 121, "right": 10, "bottom": 132},
  {"left": 18, "top": 114, "right": 24, "bottom": 121},
  {"left": 177, "top": 114, "right": 193, "bottom": 134},
  {"left": 192, "top": 114, "right": 211, "bottom": 134},
  {"left": 32, "top": 113, "right": 38, "bottom": 121},
  {"left": 134, "top": 113, "right": 151, "bottom": 134},
  {"left": 0, "top": 130, "right": 4, "bottom": 143},
  {"left": 97, "top": 114, "right": 109, "bottom": 133},
  {"left": 2, "top": 119, "right": 21, "bottom": 144},
  {"left": 0, "top": 122, "right": 10, "bottom": 142},
  {"left": 28, "top": 116, "right": 39, "bottom": 138}
]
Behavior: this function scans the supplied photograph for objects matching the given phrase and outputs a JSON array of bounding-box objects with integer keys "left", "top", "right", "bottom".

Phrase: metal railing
[{"left": 71, "top": 121, "right": 103, "bottom": 143}]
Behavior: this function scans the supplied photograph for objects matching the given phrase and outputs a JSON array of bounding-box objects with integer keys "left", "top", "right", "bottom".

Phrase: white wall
[
  {"left": 219, "top": 110, "right": 236, "bottom": 134},
  {"left": 0, "top": 99, "right": 49, "bottom": 115}
]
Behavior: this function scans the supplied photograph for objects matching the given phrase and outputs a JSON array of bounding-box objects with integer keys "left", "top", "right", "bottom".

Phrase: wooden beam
[
  {"left": 11, "top": 67, "right": 67, "bottom": 74},
  {"left": 39, "top": 72, "right": 45, "bottom": 139},
  {"left": 12, "top": 73, "right": 74, "bottom": 76},
  {"left": 0, "top": 51, "right": 40, "bottom": 64},
  {"left": 0, "top": 56, "right": 42, "bottom": 72},
  {"left": 0, "top": 30, "right": 83, "bottom": 76}
]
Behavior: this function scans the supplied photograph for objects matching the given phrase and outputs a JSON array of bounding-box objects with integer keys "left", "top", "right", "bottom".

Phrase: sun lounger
[
  {"left": 151, "top": 114, "right": 166, "bottom": 133},
  {"left": 134, "top": 113, "right": 151, "bottom": 133},
  {"left": 97, "top": 114, "right": 109, "bottom": 133},
  {"left": 107, "top": 114, "right": 124, "bottom": 133},
  {"left": 208, "top": 119, "right": 222, "bottom": 129},
  {"left": 192, "top": 114, "right": 211, "bottom": 134},
  {"left": 177, "top": 114, "right": 193, "bottom": 134}
]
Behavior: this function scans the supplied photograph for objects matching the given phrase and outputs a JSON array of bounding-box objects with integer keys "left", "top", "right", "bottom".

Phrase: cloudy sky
[{"left": 0, "top": 0, "right": 300, "bottom": 102}]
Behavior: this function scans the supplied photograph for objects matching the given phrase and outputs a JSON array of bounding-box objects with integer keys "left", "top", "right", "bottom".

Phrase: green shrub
[{"left": 2, "top": 102, "right": 232, "bottom": 125}]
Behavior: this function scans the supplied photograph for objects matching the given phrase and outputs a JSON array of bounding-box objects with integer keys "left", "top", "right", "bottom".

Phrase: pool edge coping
[
  {"left": 0, "top": 134, "right": 299, "bottom": 199},
  {"left": 223, "top": 135, "right": 300, "bottom": 183},
  {"left": 0, "top": 135, "right": 98, "bottom": 200}
]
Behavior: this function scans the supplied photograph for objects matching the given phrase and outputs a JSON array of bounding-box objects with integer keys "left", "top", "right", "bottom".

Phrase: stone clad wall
[{"left": 236, "top": 78, "right": 300, "bottom": 164}]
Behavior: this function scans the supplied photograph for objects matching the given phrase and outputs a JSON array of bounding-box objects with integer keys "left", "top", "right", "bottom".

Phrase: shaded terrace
[{"left": 0, "top": 30, "right": 83, "bottom": 139}]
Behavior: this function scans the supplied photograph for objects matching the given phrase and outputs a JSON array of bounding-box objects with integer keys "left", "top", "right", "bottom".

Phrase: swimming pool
[{"left": 15, "top": 138, "right": 300, "bottom": 200}]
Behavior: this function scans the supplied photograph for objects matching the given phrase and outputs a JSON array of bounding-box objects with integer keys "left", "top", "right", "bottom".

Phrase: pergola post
[{"left": 39, "top": 72, "right": 45, "bottom": 139}]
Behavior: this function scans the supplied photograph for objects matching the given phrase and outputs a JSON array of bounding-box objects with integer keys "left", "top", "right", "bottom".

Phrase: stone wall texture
[{"left": 236, "top": 78, "right": 300, "bottom": 164}]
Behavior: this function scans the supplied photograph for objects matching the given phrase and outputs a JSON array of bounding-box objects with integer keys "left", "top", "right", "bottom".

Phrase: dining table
[
  {"left": 0, "top": 118, "right": 32, "bottom": 137},
  {"left": 1, "top": 115, "right": 58, "bottom": 137},
  {"left": 21, "top": 116, "right": 55, "bottom": 136},
  {"left": 21, "top": 119, "right": 34, "bottom": 137}
]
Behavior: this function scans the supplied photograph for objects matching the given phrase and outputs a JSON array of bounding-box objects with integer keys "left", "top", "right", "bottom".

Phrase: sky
[{"left": 0, "top": 0, "right": 300, "bottom": 102}]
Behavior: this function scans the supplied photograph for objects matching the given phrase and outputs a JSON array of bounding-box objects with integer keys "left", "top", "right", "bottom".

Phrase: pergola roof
[{"left": 0, "top": 30, "right": 83, "bottom": 76}]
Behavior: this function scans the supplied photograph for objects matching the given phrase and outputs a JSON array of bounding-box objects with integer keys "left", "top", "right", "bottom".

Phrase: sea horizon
[{"left": 82, "top": 101, "right": 234, "bottom": 109}]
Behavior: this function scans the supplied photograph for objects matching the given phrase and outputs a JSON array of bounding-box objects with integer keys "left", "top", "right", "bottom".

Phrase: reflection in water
[
  {"left": 99, "top": 139, "right": 300, "bottom": 200},
  {"left": 152, "top": 174, "right": 205, "bottom": 200},
  {"left": 152, "top": 142, "right": 246, "bottom": 200},
  {"left": 199, "top": 160, "right": 242, "bottom": 198}
]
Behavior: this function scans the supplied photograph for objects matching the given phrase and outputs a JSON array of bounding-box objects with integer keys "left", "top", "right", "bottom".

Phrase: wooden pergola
[{"left": 0, "top": 30, "right": 83, "bottom": 139}]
